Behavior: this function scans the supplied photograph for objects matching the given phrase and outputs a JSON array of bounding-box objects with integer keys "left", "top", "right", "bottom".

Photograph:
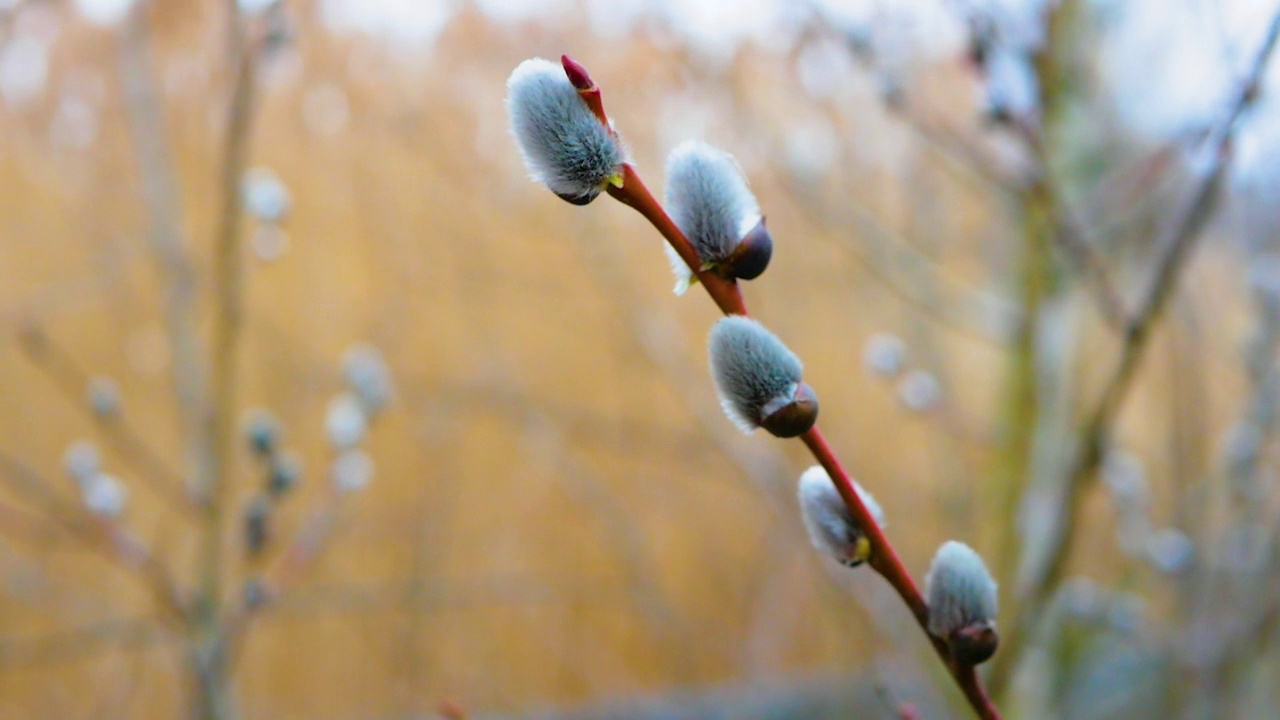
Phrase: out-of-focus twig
[
  {"left": 808, "top": 1, "right": 1127, "bottom": 331},
  {"left": 521, "top": 412, "right": 706, "bottom": 676},
  {"left": 118, "top": 0, "right": 210, "bottom": 500},
  {"left": 0, "top": 450, "right": 185, "bottom": 622},
  {"left": 15, "top": 325, "right": 195, "bottom": 515},
  {"left": 1015, "top": 123, "right": 1129, "bottom": 329},
  {"left": 782, "top": 174, "right": 1022, "bottom": 347},
  {"left": 0, "top": 497, "right": 58, "bottom": 547},
  {"left": 190, "top": 4, "right": 263, "bottom": 718},
  {"left": 222, "top": 487, "right": 346, "bottom": 661},
  {"left": 994, "top": 8, "right": 1280, "bottom": 691},
  {"left": 0, "top": 616, "right": 166, "bottom": 668}
]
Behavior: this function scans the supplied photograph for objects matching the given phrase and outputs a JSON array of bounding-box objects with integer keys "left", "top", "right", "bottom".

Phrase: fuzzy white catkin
[
  {"left": 663, "top": 141, "right": 761, "bottom": 294},
  {"left": 506, "top": 58, "right": 625, "bottom": 204},
  {"left": 82, "top": 473, "right": 126, "bottom": 518},
  {"left": 707, "top": 316, "right": 803, "bottom": 433},
  {"left": 332, "top": 448, "right": 374, "bottom": 493},
  {"left": 925, "top": 541, "right": 998, "bottom": 637},
  {"left": 797, "top": 466, "right": 885, "bottom": 565},
  {"left": 63, "top": 441, "right": 101, "bottom": 483},
  {"left": 325, "top": 393, "right": 367, "bottom": 450}
]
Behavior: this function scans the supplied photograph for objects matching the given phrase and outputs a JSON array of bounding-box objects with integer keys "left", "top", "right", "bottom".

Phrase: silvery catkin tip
[
  {"left": 708, "top": 316, "right": 817, "bottom": 438},
  {"left": 925, "top": 540, "right": 999, "bottom": 665}
]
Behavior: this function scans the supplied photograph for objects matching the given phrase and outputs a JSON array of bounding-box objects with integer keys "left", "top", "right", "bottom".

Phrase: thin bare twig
[
  {"left": 0, "top": 450, "right": 186, "bottom": 622},
  {"left": 15, "top": 325, "right": 195, "bottom": 515},
  {"left": 994, "top": 8, "right": 1280, "bottom": 690},
  {"left": 189, "top": 5, "right": 263, "bottom": 718},
  {"left": 223, "top": 487, "right": 345, "bottom": 646},
  {"left": 0, "top": 616, "right": 166, "bottom": 668},
  {"left": 781, "top": 174, "right": 1022, "bottom": 346},
  {"left": 0, "top": 497, "right": 59, "bottom": 547},
  {"left": 1035, "top": 178, "right": 1128, "bottom": 327},
  {"left": 118, "top": 0, "right": 209, "bottom": 501}
]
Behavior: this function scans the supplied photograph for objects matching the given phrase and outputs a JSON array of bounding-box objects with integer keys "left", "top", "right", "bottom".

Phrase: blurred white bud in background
[
  {"left": 238, "top": 0, "right": 279, "bottom": 15},
  {"left": 1146, "top": 528, "right": 1194, "bottom": 575},
  {"left": 332, "top": 448, "right": 374, "bottom": 493},
  {"left": 81, "top": 473, "right": 126, "bottom": 518},
  {"left": 897, "top": 369, "right": 941, "bottom": 412},
  {"left": 87, "top": 376, "right": 121, "bottom": 418},
  {"left": 63, "top": 441, "right": 101, "bottom": 483},
  {"left": 342, "top": 344, "right": 393, "bottom": 416},
  {"left": 1102, "top": 450, "right": 1148, "bottom": 510},
  {"left": 863, "top": 332, "right": 907, "bottom": 379},
  {"left": 242, "top": 166, "right": 291, "bottom": 223},
  {"left": 243, "top": 408, "right": 281, "bottom": 456},
  {"left": 325, "top": 393, "right": 367, "bottom": 450},
  {"left": 252, "top": 225, "right": 290, "bottom": 261}
]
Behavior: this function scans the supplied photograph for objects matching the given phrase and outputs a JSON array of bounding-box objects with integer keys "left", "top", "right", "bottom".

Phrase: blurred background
[{"left": 0, "top": 0, "right": 1278, "bottom": 718}]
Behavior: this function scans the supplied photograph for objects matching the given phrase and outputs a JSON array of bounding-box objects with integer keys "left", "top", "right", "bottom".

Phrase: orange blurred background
[{"left": 0, "top": 1, "right": 1272, "bottom": 718}]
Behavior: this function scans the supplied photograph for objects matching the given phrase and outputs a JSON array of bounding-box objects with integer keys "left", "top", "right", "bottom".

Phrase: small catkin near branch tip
[
  {"left": 925, "top": 540, "right": 999, "bottom": 665},
  {"left": 506, "top": 57, "right": 625, "bottom": 205},
  {"left": 797, "top": 465, "right": 885, "bottom": 568},
  {"left": 708, "top": 316, "right": 817, "bottom": 438}
]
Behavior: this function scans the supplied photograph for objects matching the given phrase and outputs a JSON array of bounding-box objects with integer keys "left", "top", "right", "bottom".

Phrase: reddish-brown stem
[
  {"left": 607, "top": 165, "right": 748, "bottom": 316},
  {"left": 801, "top": 429, "right": 929, "bottom": 625},
  {"left": 803, "top": 429, "right": 1000, "bottom": 719},
  {"left": 608, "top": 160, "right": 1001, "bottom": 720}
]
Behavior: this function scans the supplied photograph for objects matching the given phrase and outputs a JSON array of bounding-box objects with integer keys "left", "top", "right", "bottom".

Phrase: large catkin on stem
[{"left": 506, "top": 58, "right": 626, "bottom": 205}]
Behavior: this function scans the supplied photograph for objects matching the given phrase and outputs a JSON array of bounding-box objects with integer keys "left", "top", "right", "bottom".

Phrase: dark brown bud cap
[
  {"left": 716, "top": 218, "right": 773, "bottom": 281},
  {"left": 760, "top": 382, "right": 819, "bottom": 438},
  {"left": 950, "top": 621, "right": 999, "bottom": 666},
  {"left": 554, "top": 189, "right": 600, "bottom": 206}
]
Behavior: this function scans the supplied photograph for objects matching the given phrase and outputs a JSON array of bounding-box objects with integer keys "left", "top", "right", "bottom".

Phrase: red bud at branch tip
[{"left": 561, "top": 54, "right": 594, "bottom": 90}]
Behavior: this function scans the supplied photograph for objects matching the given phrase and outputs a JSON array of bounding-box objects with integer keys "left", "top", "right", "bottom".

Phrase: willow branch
[
  {"left": 118, "top": 0, "right": 209, "bottom": 500},
  {"left": 608, "top": 162, "right": 1001, "bottom": 719},
  {"left": 0, "top": 450, "right": 185, "bottom": 622},
  {"left": 16, "top": 326, "right": 195, "bottom": 516},
  {"left": 196, "top": 3, "right": 259, "bottom": 624}
]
